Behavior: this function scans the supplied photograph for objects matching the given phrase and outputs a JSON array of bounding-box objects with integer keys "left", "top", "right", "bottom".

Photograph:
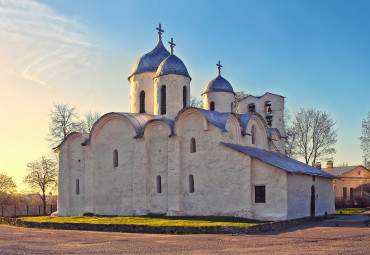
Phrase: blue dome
[
  {"left": 154, "top": 54, "right": 191, "bottom": 79},
  {"left": 202, "top": 75, "right": 234, "bottom": 95},
  {"left": 128, "top": 39, "right": 170, "bottom": 79}
]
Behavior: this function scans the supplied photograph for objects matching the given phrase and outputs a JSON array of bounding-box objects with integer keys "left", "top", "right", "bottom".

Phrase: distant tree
[
  {"left": 47, "top": 103, "right": 81, "bottom": 147},
  {"left": 190, "top": 96, "right": 203, "bottom": 108},
  {"left": 288, "top": 108, "right": 337, "bottom": 165},
  {"left": 360, "top": 112, "right": 370, "bottom": 168},
  {"left": 23, "top": 156, "right": 58, "bottom": 215},
  {"left": 0, "top": 172, "right": 17, "bottom": 204},
  {"left": 233, "top": 91, "right": 248, "bottom": 113},
  {"left": 80, "top": 111, "right": 101, "bottom": 133}
]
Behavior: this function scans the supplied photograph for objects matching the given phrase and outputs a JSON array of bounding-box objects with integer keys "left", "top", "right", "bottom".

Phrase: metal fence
[{"left": 0, "top": 204, "right": 57, "bottom": 217}]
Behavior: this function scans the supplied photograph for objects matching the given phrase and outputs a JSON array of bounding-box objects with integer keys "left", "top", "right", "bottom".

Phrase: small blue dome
[
  {"left": 128, "top": 39, "right": 170, "bottom": 79},
  {"left": 154, "top": 54, "right": 191, "bottom": 79},
  {"left": 202, "top": 75, "right": 234, "bottom": 95}
]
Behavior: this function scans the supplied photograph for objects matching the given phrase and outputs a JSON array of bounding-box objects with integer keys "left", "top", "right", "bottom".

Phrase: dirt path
[{"left": 0, "top": 214, "right": 369, "bottom": 254}]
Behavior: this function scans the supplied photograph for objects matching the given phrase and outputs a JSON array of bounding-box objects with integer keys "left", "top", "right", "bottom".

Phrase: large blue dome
[
  {"left": 202, "top": 75, "right": 234, "bottom": 95},
  {"left": 154, "top": 54, "right": 191, "bottom": 79},
  {"left": 128, "top": 39, "right": 170, "bottom": 80}
]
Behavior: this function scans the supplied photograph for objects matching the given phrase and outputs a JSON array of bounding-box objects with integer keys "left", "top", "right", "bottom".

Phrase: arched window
[
  {"left": 113, "top": 149, "right": 118, "bottom": 167},
  {"left": 231, "top": 102, "right": 234, "bottom": 112},
  {"left": 183, "top": 86, "right": 187, "bottom": 108},
  {"left": 156, "top": 175, "right": 162, "bottom": 193},
  {"left": 190, "top": 138, "right": 196, "bottom": 153},
  {"left": 161, "top": 85, "right": 166, "bottom": 115},
  {"left": 76, "top": 179, "right": 80, "bottom": 195},
  {"left": 210, "top": 101, "right": 215, "bottom": 111},
  {"left": 140, "top": 91, "right": 145, "bottom": 113},
  {"left": 248, "top": 103, "right": 255, "bottom": 113},
  {"left": 251, "top": 125, "right": 256, "bottom": 145},
  {"left": 189, "top": 174, "right": 194, "bottom": 193}
]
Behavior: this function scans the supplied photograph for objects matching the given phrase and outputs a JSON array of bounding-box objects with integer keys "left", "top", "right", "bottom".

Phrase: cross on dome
[
  {"left": 168, "top": 38, "right": 176, "bottom": 54},
  {"left": 156, "top": 24, "right": 164, "bottom": 40},
  {"left": 217, "top": 60, "right": 222, "bottom": 75}
]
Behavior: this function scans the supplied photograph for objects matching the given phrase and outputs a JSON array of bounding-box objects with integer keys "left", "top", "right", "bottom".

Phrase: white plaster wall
[
  {"left": 223, "top": 114, "right": 241, "bottom": 145},
  {"left": 287, "top": 174, "right": 335, "bottom": 219},
  {"left": 250, "top": 158, "right": 288, "bottom": 220},
  {"left": 145, "top": 122, "right": 171, "bottom": 214},
  {"left": 67, "top": 137, "right": 85, "bottom": 216},
  {"left": 91, "top": 117, "right": 136, "bottom": 215},
  {"left": 129, "top": 72, "right": 155, "bottom": 115},
  {"left": 238, "top": 94, "right": 286, "bottom": 144},
  {"left": 244, "top": 117, "right": 269, "bottom": 150},
  {"left": 153, "top": 74, "right": 190, "bottom": 119},
  {"left": 202, "top": 92, "right": 235, "bottom": 112},
  {"left": 178, "top": 110, "right": 251, "bottom": 216}
]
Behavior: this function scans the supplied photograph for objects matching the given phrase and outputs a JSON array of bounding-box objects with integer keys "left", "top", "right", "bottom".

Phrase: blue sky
[{"left": 0, "top": 0, "right": 369, "bottom": 187}]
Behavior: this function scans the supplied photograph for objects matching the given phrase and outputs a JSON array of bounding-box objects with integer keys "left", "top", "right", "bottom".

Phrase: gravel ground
[{"left": 0, "top": 214, "right": 369, "bottom": 254}]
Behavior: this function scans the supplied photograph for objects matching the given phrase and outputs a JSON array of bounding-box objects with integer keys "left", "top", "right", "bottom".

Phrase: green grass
[
  {"left": 18, "top": 215, "right": 266, "bottom": 227},
  {"left": 335, "top": 208, "right": 365, "bottom": 215}
]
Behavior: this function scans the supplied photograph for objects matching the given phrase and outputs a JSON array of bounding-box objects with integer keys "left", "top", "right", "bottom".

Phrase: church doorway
[{"left": 310, "top": 185, "right": 315, "bottom": 217}]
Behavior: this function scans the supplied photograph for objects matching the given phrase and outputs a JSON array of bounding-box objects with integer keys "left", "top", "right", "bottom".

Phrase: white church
[{"left": 56, "top": 25, "right": 335, "bottom": 220}]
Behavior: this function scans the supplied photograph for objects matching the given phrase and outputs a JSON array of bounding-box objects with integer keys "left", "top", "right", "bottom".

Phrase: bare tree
[
  {"left": 360, "top": 112, "right": 370, "bottom": 168},
  {"left": 233, "top": 91, "right": 248, "bottom": 113},
  {"left": 47, "top": 103, "right": 81, "bottom": 147},
  {"left": 80, "top": 111, "right": 101, "bottom": 133},
  {"left": 288, "top": 108, "right": 337, "bottom": 165},
  {"left": 0, "top": 172, "right": 17, "bottom": 204},
  {"left": 190, "top": 96, "right": 203, "bottom": 108},
  {"left": 23, "top": 156, "right": 58, "bottom": 215}
]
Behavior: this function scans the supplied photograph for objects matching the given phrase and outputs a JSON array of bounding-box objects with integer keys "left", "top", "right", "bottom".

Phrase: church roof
[
  {"left": 154, "top": 54, "right": 191, "bottom": 79},
  {"left": 202, "top": 74, "right": 234, "bottom": 95},
  {"left": 222, "top": 143, "right": 337, "bottom": 179},
  {"left": 200, "top": 109, "right": 230, "bottom": 132},
  {"left": 128, "top": 39, "right": 170, "bottom": 80}
]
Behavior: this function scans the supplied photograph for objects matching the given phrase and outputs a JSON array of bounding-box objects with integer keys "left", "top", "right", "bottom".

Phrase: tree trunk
[{"left": 43, "top": 194, "right": 46, "bottom": 216}]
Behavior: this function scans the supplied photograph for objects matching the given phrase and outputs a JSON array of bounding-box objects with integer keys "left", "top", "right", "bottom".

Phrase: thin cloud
[{"left": 0, "top": 0, "right": 96, "bottom": 87}]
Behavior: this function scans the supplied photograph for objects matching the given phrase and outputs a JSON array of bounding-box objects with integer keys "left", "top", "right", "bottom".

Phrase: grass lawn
[
  {"left": 18, "top": 215, "right": 267, "bottom": 227},
  {"left": 335, "top": 208, "right": 366, "bottom": 215}
]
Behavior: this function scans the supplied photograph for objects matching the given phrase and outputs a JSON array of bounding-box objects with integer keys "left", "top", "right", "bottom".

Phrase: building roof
[
  {"left": 202, "top": 75, "right": 234, "bottom": 95},
  {"left": 128, "top": 39, "right": 170, "bottom": 79},
  {"left": 154, "top": 54, "right": 191, "bottom": 79},
  {"left": 321, "top": 165, "right": 364, "bottom": 177},
  {"left": 221, "top": 143, "right": 336, "bottom": 178},
  {"left": 200, "top": 109, "right": 230, "bottom": 132}
]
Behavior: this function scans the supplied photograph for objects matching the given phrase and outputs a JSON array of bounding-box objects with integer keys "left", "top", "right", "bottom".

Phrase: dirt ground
[{"left": 0, "top": 214, "right": 369, "bottom": 254}]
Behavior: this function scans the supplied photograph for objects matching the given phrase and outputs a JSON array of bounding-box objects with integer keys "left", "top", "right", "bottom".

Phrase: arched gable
[
  {"left": 245, "top": 114, "right": 269, "bottom": 150},
  {"left": 54, "top": 132, "right": 89, "bottom": 151},
  {"left": 86, "top": 112, "right": 154, "bottom": 145},
  {"left": 174, "top": 107, "right": 209, "bottom": 136},
  {"left": 225, "top": 113, "right": 242, "bottom": 144},
  {"left": 139, "top": 118, "right": 174, "bottom": 138}
]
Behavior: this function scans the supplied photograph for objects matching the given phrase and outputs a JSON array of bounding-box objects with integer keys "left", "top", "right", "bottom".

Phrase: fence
[{"left": 0, "top": 204, "right": 57, "bottom": 217}]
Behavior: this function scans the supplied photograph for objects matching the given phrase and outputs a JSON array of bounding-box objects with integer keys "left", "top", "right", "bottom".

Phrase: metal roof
[
  {"left": 221, "top": 142, "right": 336, "bottom": 178},
  {"left": 200, "top": 109, "right": 230, "bottom": 132},
  {"left": 154, "top": 54, "right": 191, "bottom": 79},
  {"left": 202, "top": 75, "right": 234, "bottom": 95},
  {"left": 321, "top": 165, "right": 364, "bottom": 177},
  {"left": 128, "top": 39, "right": 170, "bottom": 79},
  {"left": 237, "top": 114, "right": 252, "bottom": 134}
]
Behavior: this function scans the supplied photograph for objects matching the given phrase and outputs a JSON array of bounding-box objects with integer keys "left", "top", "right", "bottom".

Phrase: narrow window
[
  {"left": 251, "top": 125, "right": 256, "bottom": 145},
  {"left": 161, "top": 85, "right": 166, "bottom": 115},
  {"left": 255, "top": 186, "right": 265, "bottom": 203},
  {"left": 343, "top": 187, "right": 347, "bottom": 199},
  {"left": 156, "top": 175, "right": 162, "bottom": 193},
  {"left": 248, "top": 103, "right": 255, "bottom": 113},
  {"left": 189, "top": 174, "right": 194, "bottom": 193},
  {"left": 183, "top": 86, "right": 187, "bottom": 108},
  {"left": 140, "top": 91, "right": 145, "bottom": 113},
  {"left": 265, "top": 101, "right": 272, "bottom": 113},
  {"left": 113, "top": 149, "right": 118, "bottom": 167},
  {"left": 76, "top": 179, "right": 80, "bottom": 195},
  {"left": 210, "top": 101, "right": 215, "bottom": 111},
  {"left": 231, "top": 102, "right": 234, "bottom": 112},
  {"left": 350, "top": 188, "right": 354, "bottom": 199},
  {"left": 190, "top": 138, "right": 196, "bottom": 153}
]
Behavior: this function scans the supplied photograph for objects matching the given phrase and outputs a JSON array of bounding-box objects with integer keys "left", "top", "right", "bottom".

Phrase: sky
[{"left": 0, "top": 0, "right": 369, "bottom": 189}]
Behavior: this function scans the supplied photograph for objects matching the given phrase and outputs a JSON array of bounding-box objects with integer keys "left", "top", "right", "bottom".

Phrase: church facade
[{"left": 56, "top": 25, "right": 335, "bottom": 220}]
